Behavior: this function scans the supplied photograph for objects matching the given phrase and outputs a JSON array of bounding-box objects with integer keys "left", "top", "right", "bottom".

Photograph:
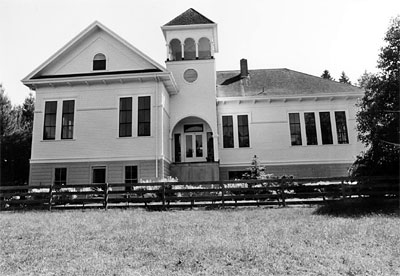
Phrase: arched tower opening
[
  {"left": 198, "top": 37, "right": 212, "bottom": 59},
  {"left": 184, "top": 38, "right": 196, "bottom": 60},
  {"left": 169, "top": 39, "right": 182, "bottom": 61}
]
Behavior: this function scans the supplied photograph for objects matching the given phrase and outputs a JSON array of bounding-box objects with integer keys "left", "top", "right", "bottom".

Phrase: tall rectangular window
[
  {"left": 138, "top": 96, "right": 151, "bottom": 136},
  {"left": 335, "top": 111, "right": 349, "bottom": 144},
  {"left": 304, "top": 112, "right": 317, "bottom": 145},
  {"left": 119, "top": 97, "right": 132, "bottom": 137},
  {"left": 54, "top": 168, "right": 67, "bottom": 185},
  {"left": 319, "top": 112, "right": 333, "bottom": 145},
  {"left": 222, "top": 115, "right": 234, "bottom": 148},
  {"left": 61, "top": 100, "right": 74, "bottom": 139},
  {"left": 43, "top": 101, "right": 57, "bottom": 140},
  {"left": 289, "top": 113, "right": 302, "bottom": 146},
  {"left": 237, "top": 115, "right": 250, "bottom": 148}
]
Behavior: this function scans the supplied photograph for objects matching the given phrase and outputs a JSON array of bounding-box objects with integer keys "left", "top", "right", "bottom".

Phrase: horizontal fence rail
[{"left": 0, "top": 177, "right": 398, "bottom": 211}]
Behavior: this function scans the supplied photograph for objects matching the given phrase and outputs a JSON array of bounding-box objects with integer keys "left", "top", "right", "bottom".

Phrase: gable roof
[
  {"left": 22, "top": 21, "right": 179, "bottom": 94},
  {"left": 217, "top": 68, "right": 364, "bottom": 98},
  {"left": 164, "top": 8, "right": 214, "bottom": 26},
  {"left": 22, "top": 21, "right": 168, "bottom": 81}
]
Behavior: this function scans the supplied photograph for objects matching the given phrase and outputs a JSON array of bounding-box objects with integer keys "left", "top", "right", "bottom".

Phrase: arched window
[
  {"left": 169, "top": 39, "right": 182, "bottom": 61},
  {"left": 198, "top": 37, "right": 211, "bottom": 59},
  {"left": 184, "top": 38, "right": 196, "bottom": 60},
  {"left": 93, "top": 53, "right": 106, "bottom": 70}
]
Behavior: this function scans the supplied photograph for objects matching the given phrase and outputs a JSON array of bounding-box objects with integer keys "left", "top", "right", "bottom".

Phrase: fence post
[
  {"left": 341, "top": 180, "right": 346, "bottom": 201},
  {"left": 104, "top": 183, "right": 109, "bottom": 210},
  {"left": 48, "top": 184, "right": 54, "bottom": 211},
  {"left": 161, "top": 182, "right": 166, "bottom": 211},
  {"left": 280, "top": 181, "right": 286, "bottom": 207},
  {"left": 221, "top": 183, "right": 225, "bottom": 208}
]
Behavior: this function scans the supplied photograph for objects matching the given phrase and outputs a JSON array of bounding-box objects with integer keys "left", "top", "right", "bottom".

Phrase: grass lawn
[{"left": 1, "top": 205, "right": 399, "bottom": 275}]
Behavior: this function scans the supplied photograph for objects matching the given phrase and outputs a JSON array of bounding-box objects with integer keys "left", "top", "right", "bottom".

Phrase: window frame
[
  {"left": 304, "top": 112, "right": 318, "bottom": 146},
  {"left": 334, "top": 111, "right": 349, "bottom": 144},
  {"left": 93, "top": 53, "right": 106, "bottom": 71},
  {"left": 54, "top": 167, "right": 67, "bottom": 186},
  {"left": 137, "top": 96, "right": 151, "bottom": 137},
  {"left": 222, "top": 115, "right": 234, "bottom": 148},
  {"left": 43, "top": 101, "right": 57, "bottom": 140},
  {"left": 237, "top": 114, "right": 250, "bottom": 148},
  {"left": 319, "top": 111, "right": 334, "bottom": 145},
  {"left": 119, "top": 97, "right": 133, "bottom": 137},
  {"left": 288, "top": 113, "right": 302, "bottom": 146},
  {"left": 61, "top": 100, "right": 75, "bottom": 140}
]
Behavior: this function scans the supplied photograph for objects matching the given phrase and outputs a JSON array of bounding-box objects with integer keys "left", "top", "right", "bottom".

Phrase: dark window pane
[
  {"left": 319, "top": 112, "right": 333, "bottom": 145},
  {"left": 93, "top": 54, "right": 106, "bottom": 70},
  {"left": 289, "top": 113, "right": 302, "bottom": 146},
  {"left": 92, "top": 168, "right": 106, "bottom": 184},
  {"left": 174, "top": 134, "right": 181, "bottom": 162},
  {"left": 186, "top": 135, "right": 193, "bottom": 157},
  {"left": 43, "top": 101, "right": 57, "bottom": 140},
  {"left": 62, "top": 100, "right": 74, "bottom": 139},
  {"left": 222, "top": 116, "right": 234, "bottom": 148},
  {"left": 138, "top": 96, "right": 151, "bottom": 136},
  {"left": 207, "top": 132, "right": 214, "bottom": 162},
  {"left": 304, "top": 112, "right": 317, "bottom": 145},
  {"left": 125, "top": 165, "right": 137, "bottom": 192},
  {"left": 238, "top": 115, "right": 249, "bottom": 148},
  {"left": 119, "top": 97, "right": 132, "bottom": 137},
  {"left": 54, "top": 168, "right": 67, "bottom": 185},
  {"left": 335, "top": 111, "right": 349, "bottom": 144}
]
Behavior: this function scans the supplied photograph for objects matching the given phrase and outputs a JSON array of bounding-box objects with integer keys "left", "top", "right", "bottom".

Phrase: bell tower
[{"left": 162, "top": 8, "right": 219, "bottom": 166}]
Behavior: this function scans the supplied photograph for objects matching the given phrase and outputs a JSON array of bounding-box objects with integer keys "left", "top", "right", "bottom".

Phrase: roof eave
[
  {"left": 216, "top": 93, "right": 363, "bottom": 104},
  {"left": 22, "top": 71, "right": 179, "bottom": 95}
]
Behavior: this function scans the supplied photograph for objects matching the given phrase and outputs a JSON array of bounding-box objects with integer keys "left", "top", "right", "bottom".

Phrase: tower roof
[{"left": 164, "top": 8, "right": 214, "bottom": 26}]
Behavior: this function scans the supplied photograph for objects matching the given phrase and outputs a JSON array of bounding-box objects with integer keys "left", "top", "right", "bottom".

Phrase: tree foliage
[
  {"left": 357, "top": 70, "right": 374, "bottom": 89},
  {"left": 351, "top": 16, "right": 400, "bottom": 179},
  {"left": 0, "top": 86, "right": 35, "bottom": 185},
  {"left": 338, "top": 71, "right": 351, "bottom": 84},
  {"left": 321, "top": 70, "right": 334, "bottom": 80}
]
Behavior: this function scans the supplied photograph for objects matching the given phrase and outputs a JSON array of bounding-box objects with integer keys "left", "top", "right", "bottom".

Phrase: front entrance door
[{"left": 184, "top": 133, "right": 205, "bottom": 162}]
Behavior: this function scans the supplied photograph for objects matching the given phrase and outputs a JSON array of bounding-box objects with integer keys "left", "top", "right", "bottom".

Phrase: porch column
[{"left": 212, "top": 133, "right": 219, "bottom": 162}]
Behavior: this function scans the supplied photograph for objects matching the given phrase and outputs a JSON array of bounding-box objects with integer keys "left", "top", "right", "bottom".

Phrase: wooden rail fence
[{"left": 0, "top": 177, "right": 398, "bottom": 211}]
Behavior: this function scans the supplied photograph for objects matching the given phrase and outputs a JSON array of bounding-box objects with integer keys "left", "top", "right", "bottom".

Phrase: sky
[{"left": 0, "top": 0, "right": 399, "bottom": 105}]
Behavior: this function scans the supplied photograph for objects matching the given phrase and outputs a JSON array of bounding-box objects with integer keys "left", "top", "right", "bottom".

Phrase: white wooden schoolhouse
[{"left": 22, "top": 8, "right": 364, "bottom": 185}]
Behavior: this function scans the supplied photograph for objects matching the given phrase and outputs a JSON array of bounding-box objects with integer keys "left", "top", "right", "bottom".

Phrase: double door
[{"left": 184, "top": 133, "right": 205, "bottom": 162}]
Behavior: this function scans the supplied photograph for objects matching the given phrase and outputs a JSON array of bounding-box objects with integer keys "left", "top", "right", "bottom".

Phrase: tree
[
  {"left": 321, "top": 70, "right": 334, "bottom": 80},
  {"left": 357, "top": 70, "right": 374, "bottom": 89},
  {"left": 338, "top": 71, "right": 351, "bottom": 84},
  {"left": 0, "top": 87, "right": 35, "bottom": 186},
  {"left": 351, "top": 16, "right": 400, "bottom": 180}
]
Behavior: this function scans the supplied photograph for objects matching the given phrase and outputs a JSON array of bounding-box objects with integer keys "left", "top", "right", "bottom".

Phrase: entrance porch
[{"left": 170, "top": 116, "right": 219, "bottom": 181}]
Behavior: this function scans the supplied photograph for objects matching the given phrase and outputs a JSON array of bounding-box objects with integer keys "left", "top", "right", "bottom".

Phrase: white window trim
[
  {"left": 91, "top": 165, "right": 108, "bottom": 184},
  {"left": 220, "top": 113, "right": 251, "bottom": 149},
  {"left": 117, "top": 95, "right": 152, "bottom": 138},
  {"left": 42, "top": 98, "right": 76, "bottom": 141},
  {"left": 287, "top": 110, "right": 350, "bottom": 147}
]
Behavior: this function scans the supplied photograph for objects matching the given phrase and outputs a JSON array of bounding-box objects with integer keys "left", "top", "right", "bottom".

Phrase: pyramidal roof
[{"left": 164, "top": 8, "right": 214, "bottom": 26}]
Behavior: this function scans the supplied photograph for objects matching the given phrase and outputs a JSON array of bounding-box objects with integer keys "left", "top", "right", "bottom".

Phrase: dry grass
[{"left": 1, "top": 207, "right": 399, "bottom": 275}]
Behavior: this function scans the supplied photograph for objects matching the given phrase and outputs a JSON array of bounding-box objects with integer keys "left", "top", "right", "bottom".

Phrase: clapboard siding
[
  {"left": 219, "top": 163, "right": 352, "bottom": 180},
  {"left": 217, "top": 98, "right": 365, "bottom": 168},
  {"left": 30, "top": 159, "right": 172, "bottom": 186}
]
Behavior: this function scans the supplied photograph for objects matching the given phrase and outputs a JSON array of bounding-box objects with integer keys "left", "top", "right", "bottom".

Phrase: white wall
[
  {"left": 39, "top": 27, "right": 157, "bottom": 76},
  {"left": 31, "top": 80, "right": 167, "bottom": 163},
  {"left": 217, "top": 97, "right": 365, "bottom": 167}
]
